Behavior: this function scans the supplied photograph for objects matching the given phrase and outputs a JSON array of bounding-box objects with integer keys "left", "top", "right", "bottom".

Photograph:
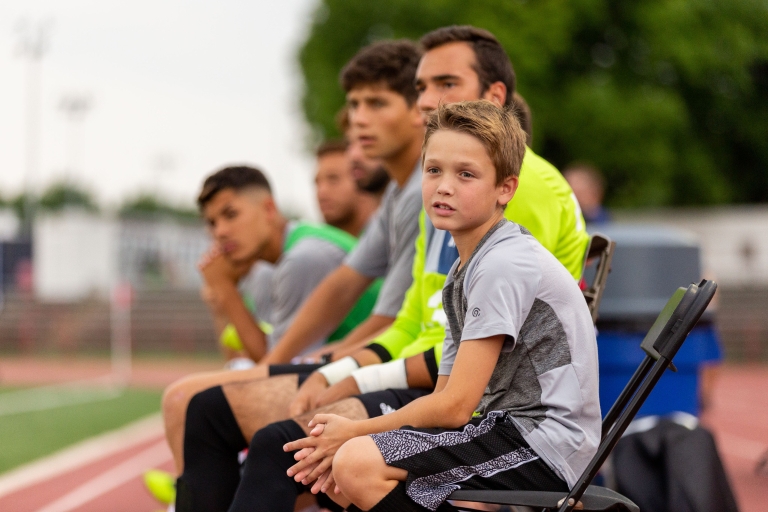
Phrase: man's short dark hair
[
  {"left": 340, "top": 40, "right": 422, "bottom": 105},
  {"left": 421, "top": 26, "right": 516, "bottom": 107},
  {"left": 315, "top": 139, "right": 349, "bottom": 158},
  {"left": 511, "top": 92, "right": 533, "bottom": 146},
  {"left": 197, "top": 165, "right": 271, "bottom": 209},
  {"left": 335, "top": 105, "right": 351, "bottom": 135}
]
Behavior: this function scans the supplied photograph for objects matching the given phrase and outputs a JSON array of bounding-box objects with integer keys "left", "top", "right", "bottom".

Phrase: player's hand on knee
[
  {"left": 311, "top": 466, "right": 336, "bottom": 494},
  {"left": 290, "top": 372, "right": 329, "bottom": 417},
  {"left": 285, "top": 414, "right": 359, "bottom": 481},
  {"left": 293, "top": 459, "right": 322, "bottom": 483},
  {"left": 313, "top": 376, "right": 361, "bottom": 409}
]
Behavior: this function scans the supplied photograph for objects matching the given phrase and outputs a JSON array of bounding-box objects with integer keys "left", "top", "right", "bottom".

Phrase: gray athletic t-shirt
[
  {"left": 241, "top": 223, "right": 348, "bottom": 352},
  {"left": 439, "top": 220, "right": 601, "bottom": 488},
  {"left": 239, "top": 260, "right": 275, "bottom": 337},
  {"left": 345, "top": 166, "right": 422, "bottom": 317}
]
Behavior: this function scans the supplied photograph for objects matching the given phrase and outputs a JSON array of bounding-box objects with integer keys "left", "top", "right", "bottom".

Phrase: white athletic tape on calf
[
  {"left": 317, "top": 356, "right": 359, "bottom": 385},
  {"left": 352, "top": 359, "right": 408, "bottom": 394}
]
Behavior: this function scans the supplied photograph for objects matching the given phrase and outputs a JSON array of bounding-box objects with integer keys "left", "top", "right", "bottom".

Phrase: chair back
[
  {"left": 560, "top": 279, "right": 717, "bottom": 512},
  {"left": 581, "top": 233, "right": 616, "bottom": 323}
]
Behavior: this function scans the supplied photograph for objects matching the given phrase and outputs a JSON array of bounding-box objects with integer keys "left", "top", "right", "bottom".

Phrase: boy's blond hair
[{"left": 423, "top": 100, "right": 527, "bottom": 184}]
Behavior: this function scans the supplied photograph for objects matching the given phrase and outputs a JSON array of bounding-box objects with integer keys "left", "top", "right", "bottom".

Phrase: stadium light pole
[
  {"left": 59, "top": 93, "right": 92, "bottom": 175},
  {"left": 16, "top": 18, "right": 52, "bottom": 239}
]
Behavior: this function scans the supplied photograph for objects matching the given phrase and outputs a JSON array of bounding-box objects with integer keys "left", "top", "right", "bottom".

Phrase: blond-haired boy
[{"left": 285, "top": 101, "right": 600, "bottom": 511}]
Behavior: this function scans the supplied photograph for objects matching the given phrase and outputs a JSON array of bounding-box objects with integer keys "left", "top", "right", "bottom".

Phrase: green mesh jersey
[
  {"left": 283, "top": 223, "right": 382, "bottom": 341},
  {"left": 220, "top": 222, "right": 382, "bottom": 351},
  {"left": 368, "top": 147, "right": 589, "bottom": 365}
]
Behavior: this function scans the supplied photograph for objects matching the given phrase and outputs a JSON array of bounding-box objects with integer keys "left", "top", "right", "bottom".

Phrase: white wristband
[
  {"left": 351, "top": 359, "right": 408, "bottom": 394},
  {"left": 317, "top": 356, "right": 359, "bottom": 386}
]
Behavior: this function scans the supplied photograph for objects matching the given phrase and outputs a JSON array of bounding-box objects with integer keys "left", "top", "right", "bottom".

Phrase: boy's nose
[{"left": 436, "top": 180, "right": 453, "bottom": 196}]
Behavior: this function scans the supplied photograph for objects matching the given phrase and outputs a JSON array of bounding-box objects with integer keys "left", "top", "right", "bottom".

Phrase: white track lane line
[
  {"left": 35, "top": 440, "right": 171, "bottom": 512},
  {"left": 0, "top": 413, "right": 163, "bottom": 499}
]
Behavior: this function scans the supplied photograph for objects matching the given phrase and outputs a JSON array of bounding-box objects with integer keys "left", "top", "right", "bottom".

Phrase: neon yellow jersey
[
  {"left": 509, "top": 148, "right": 588, "bottom": 279},
  {"left": 371, "top": 213, "right": 446, "bottom": 363},
  {"left": 369, "top": 147, "right": 588, "bottom": 365}
]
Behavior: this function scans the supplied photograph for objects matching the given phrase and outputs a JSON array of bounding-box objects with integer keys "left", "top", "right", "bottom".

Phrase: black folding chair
[
  {"left": 581, "top": 233, "right": 616, "bottom": 324},
  {"left": 449, "top": 279, "right": 718, "bottom": 512}
]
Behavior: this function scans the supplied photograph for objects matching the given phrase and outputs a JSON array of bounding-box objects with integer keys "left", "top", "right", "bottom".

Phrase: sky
[{"left": 0, "top": 0, "right": 321, "bottom": 219}]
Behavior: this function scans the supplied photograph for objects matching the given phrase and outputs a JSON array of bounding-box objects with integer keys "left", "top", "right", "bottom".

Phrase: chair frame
[
  {"left": 449, "top": 279, "right": 718, "bottom": 512},
  {"left": 581, "top": 233, "right": 616, "bottom": 324}
]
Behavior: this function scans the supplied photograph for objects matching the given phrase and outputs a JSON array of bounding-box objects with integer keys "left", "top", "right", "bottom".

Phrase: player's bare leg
[{"left": 162, "top": 365, "right": 270, "bottom": 472}]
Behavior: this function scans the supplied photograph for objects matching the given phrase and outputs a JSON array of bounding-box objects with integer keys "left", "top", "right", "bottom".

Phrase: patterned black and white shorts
[{"left": 369, "top": 411, "right": 568, "bottom": 511}]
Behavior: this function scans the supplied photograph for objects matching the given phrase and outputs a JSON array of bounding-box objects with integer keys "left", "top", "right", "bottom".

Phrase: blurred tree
[
  {"left": 119, "top": 193, "right": 198, "bottom": 222},
  {"left": 38, "top": 181, "right": 99, "bottom": 213},
  {"left": 8, "top": 193, "right": 32, "bottom": 222},
  {"left": 298, "top": 0, "right": 768, "bottom": 207}
]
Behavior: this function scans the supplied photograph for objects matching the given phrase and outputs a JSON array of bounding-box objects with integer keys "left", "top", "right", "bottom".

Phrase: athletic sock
[
  {"left": 228, "top": 419, "right": 310, "bottom": 512},
  {"left": 315, "top": 490, "right": 345, "bottom": 511},
  {"left": 349, "top": 481, "right": 459, "bottom": 512},
  {"left": 175, "top": 386, "right": 247, "bottom": 512}
]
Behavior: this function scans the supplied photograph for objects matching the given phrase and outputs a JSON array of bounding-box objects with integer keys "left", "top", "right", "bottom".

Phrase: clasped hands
[{"left": 283, "top": 414, "right": 361, "bottom": 495}]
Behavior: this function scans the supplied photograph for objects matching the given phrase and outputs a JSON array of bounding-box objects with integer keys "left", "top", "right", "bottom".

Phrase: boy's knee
[
  {"left": 334, "top": 436, "right": 382, "bottom": 493},
  {"left": 162, "top": 374, "right": 207, "bottom": 422}
]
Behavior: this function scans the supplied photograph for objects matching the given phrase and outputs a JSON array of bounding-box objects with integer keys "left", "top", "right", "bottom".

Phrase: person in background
[
  {"left": 214, "top": 144, "right": 384, "bottom": 367},
  {"left": 197, "top": 165, "right": 379, "bottom": 367},
  {"left": 314, "top": 139, "right": 380, "bottom": 238},
  {"left": 563, "top": 163, "right": 610, "bottom": 224}
]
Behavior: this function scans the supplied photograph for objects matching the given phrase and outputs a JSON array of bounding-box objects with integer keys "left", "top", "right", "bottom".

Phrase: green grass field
[{"left": 0, "top": 386, "right": 162, "bottom": 474}]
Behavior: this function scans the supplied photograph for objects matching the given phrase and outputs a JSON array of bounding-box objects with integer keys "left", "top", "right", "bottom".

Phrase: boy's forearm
[
  {"left": 351, "top": 386, "right": 467, "bottom": 436},
  {"left": 347, "top": 338, "right": 504, "bottom": 435},
  {"left": 215, "top": 281, "right": 268, "bottom": 361},
  {"left": 262, "top": 265, "right": 373, "bottom": 365}
]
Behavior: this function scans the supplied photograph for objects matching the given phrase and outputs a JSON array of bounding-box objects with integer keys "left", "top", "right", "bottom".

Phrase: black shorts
[
  {"left": 354, "top": 388, "right": 432, "bottom": 419},
  {"left": 370, "top": 411, "right": 568, "bottom": 511}
]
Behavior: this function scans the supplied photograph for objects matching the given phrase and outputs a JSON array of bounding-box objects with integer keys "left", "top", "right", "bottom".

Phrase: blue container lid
[{"left": 596, "top": 325, "right": 722, "bottom": 417}]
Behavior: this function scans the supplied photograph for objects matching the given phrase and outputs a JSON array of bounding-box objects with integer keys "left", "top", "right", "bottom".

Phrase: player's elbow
[{"left": 437, "top": 397, "right": 477, "bottom": 428}]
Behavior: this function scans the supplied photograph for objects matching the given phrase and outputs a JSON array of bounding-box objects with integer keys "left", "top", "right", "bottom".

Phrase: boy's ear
[{"left": 498, "top": 175, "right": 519, "bottom": 207}]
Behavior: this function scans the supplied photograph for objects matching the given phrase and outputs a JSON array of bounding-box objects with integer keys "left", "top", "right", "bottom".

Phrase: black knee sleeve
[
  {"left": 229, "top": 419, "right": 310, "bottom": 512},
  {"left": 315, "top": 490, "right": 345, "bottom": 512},
  {"left": 175, "top": 386, "right": 247, "bottom": 512}
]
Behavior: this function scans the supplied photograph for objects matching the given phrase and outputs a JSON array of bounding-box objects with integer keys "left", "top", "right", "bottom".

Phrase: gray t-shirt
[
  {"left": 438, "top": 220, "right": 601, "bottom": 488},
  {"left": 241, "top": 223, "right": 347, "bottom": 352},
  {"left": 345, "top": 166, "right": 422, "bottom": 317},
  {"left": 240, "top": 261, "right": 275, "bottom": 337}
]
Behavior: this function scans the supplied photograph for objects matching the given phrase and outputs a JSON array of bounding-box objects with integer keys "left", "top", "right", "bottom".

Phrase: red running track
[{"left": 0, "top": 360, "right": 765, "bottom": 511}]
